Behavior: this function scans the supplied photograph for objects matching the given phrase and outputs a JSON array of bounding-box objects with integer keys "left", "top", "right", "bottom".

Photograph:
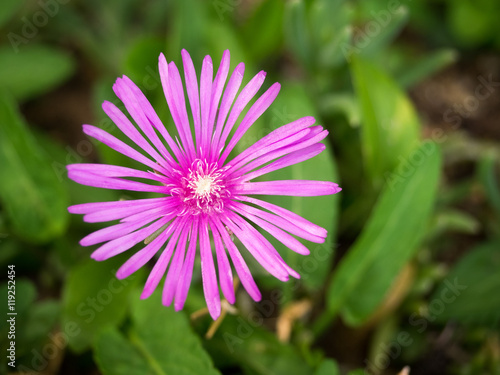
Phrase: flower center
[{"left": 172, "top": 159, "right": 229, "bottom": 215}]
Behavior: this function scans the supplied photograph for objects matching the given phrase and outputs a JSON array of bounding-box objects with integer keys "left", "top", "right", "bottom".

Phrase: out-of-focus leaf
[
  {"left": 208, "top": 314, "right": 313, "bottom": 375},
  {"left": 320, "top": 93, "right": 360, "bottom": 127},
  {"left": 0, "top": 93, "right": 69, "bottom": 243},
  {"left": 62, "top": 257, "right": 142, "bottom": 353},
  {"left": 478, "top": 153, "right": 500, "bottom": 217},
  {"left": 354, "top": 6, "right": 408, "bottom": 58},
  {"left": 0, "top": 45, "right": 75, "bottom": 100},
  {"left": 350, "top": 55, "right": 420, "bottom": 186},
  {"left": 315, "top": 359, "right": 340, "bottom": 375},
  {"left": 241, "top": 0, "right": 284, "bottom": 61},
  {"left": 258, "top": 84, "right": 340, "bottom": 291},
  {"left": 427, "top": 209, "right": 481, "bottom": 240},
  {"left": 285, "top": 0, "right": 312, "bottom": 69},
  {"left": 94, "top": 290, "right": 221, "bottom": 375},
  {"left": 123, "top": 37, "right": 165, "bottom": 86},
  {"left": 431, "top": 241, "right": 500, "bottom": 328},
  {"left": 0, "top": 0, "right": 22, "bottom": 27},
  {"left": 324, "top": 141, "right": 440, "bottom": 327},
  {"left": 309, "top": 0, "right": 352, "bottom": 68},
  {"left": 448, "top": 0, "right": 498, "bottom": 47},
  {"left": 397, "top": 49, "right": 457, "bottom": 89}
]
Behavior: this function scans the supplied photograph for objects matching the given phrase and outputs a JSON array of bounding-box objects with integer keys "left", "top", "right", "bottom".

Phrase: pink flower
[{"left": 67, "top": 50, "right": 341, "bottom": 319}]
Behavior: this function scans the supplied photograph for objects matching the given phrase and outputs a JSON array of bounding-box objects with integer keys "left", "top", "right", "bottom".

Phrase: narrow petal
[
  {"left": 228, "top": 201, "right": 325, "bottom": 243},
  {"left": 237, "top": 195, "right": 327, "bottom": 238},
  {"left": 67, "top": 163, "right": 167, "bottom": 183},
  {"left": 161, "top": 220, "right": 190, "bottom": 306},
  {"left": 81, "top": 198, "right": 173, "bottom": 223},
  {"left": 219, "top": 82, "right": 280, "bottom": 164},
  {"left": 113, "top": 77, "right": 177, "bottom": 166},
  {"left": 82, "top": 124, "right": 165, "bottom": 174},
  {"left": 91, "top": 216, "right": 172, "bottom": 261},
  {"left": 221, "top": 213, "right": 290, "bottom": 281},
  {"left": 174, "top": 217, "right": 199, "bottom": 311},
  {"left": 211, "top": 63, "right": 245, "bottom": 160},
  {"left": 116, "top": 218, "right": 180, "bottom": 279},
  {"left": 200, "top": 55, "right": 213, "bottom": 154},
  {"left": 102, "top": 100, "right": 169, "bottom": 170},
  {"left": 212, "top": 218, "right": 261, "bottom": 302},
  {"left": 67, "top": 169, "right": 168, "bottom": 194},
  {"left": 207, "top": 50, "right": 230, "bottom": 150},
  {"left": 166, "top": 61, "right": 196, "bottom": 158},
  {"left": 199, "top": 217, "right": 221, "bottom": 319},
  {"left": 217, "top": 71, "right": 267, "bottom": 153},
  {"left": 68, "top": 197, "right": 169, "bottom": 214},
  {"left": 181, "top": 50, "right": 202, "bottom": 148},
  {"left": 209, "top": 218, "right": 235, "bottom": 304},
  {"left": 231, "top": 205, "right": 310, "bottom": 255},
  {"left": 158, "top": 54, "right": 193, "bottom": 162},
  {"left": 226, "top": 116, "right": 316, "bottom": 169},
  {"left": 241, "top": 144, "right": 325, "bottom": 182},
  {"left": 232, "top": 180, "right": 341, "bottom": 197},
  {"left": 231, "top": 128, "right": 328, "bottom": 178},
  {"left": 79, "top": 209, "right": 173, "bottom": 246},
  {"left": 140, "top": 217, "right": 186, "bottom": 299}
]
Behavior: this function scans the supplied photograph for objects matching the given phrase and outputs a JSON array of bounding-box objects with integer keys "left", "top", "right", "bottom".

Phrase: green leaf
[
  {"left": 207, "top": 314, "right": 313, "bottom": 375},
  {"left": 431, "top": 241, "right": 500, "bottom": 328},
  {"left": 241, "top": 0, "right": 285, "bottom": 61},
  {"left": 284, "top": 0, "right": 312, "bottom": 70},
  {"left": 478, "top": 153, "right": 500, "bottom": 218},
  {"left": 315, "top": 359, "right": 340, "bottom": 375},
  {"left": 0, "top": 93, "right": 69, "bottom": 243},
  {"left": 0, "top": 45, "right": 75, "bottom": 100},
  {"left": 62, "top": 257, "right": 142, "bottom": 353},
  {"left": 325, "top": 141, "right": 441, "bottom": 326},
  {"left": 259, "top": 84, "right": 340, "bottom": 291},
  {"left": 94, "top": 289, "right": 221, "bottom": 375},
  {"left": 123, "top": 37, "right": 165, "bottom": 86},
  {"left": 355, "top": 6, "right": 409, "bottom": 58},
  {"left": 397, "top": 49, "right": 457, "bottom": 89},
  {"left": 350, "top": 55, "right": 420, "bottom": 186},
  {"left": 0, "top": 0, "right": 22, "bottom": 27},
  {"left": 309, "top": 0, "right": 352, "bottom": 68}
]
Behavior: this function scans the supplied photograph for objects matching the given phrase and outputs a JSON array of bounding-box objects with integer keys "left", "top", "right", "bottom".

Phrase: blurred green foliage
[{"left": 0, "top": 0, "right": 499, "bottom": 374}]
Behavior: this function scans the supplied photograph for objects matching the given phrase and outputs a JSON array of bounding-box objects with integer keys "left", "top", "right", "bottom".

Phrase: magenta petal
[
  {"left": 174, "top": 218, "right": 199, "bottom": 311},
  {"left": 162, "top": 221, "right": 190, "bottom": 306},
  {"left": 116, "top": 218, "right": 179, "bottom": 279},
  {"left": 220, "top": 82, "right": 280, "bottom": 164},
  {"left": 140, "top": 218, "right": 185, "bottom": 300},
  {"left": 233, "top": 180, "right": 341, "bottom": 197},
  {"left": 212, "top": 218, "right": 261, "bottom": 302},
  {"left": 181, "top": 49, "right": 202, "bottom": 148},
  {"left": 217, "top": 70, "right": 266, "bottom": 153},
  {"left": 91, "top": 216, "right": 172, "bottom": 261},
  {"left": 209, "top": 219, "right": 235, "bottom": 304},
  {"left": 200, "top": 55, "right": 213, "bottom": 154},
  {"left": 211, "top": 62, "right": 245, "bottom": 158},
  {"left": 199, "top": 217, "right": 221, "bottom": 319},
  {"left": 207, "top": 50, "right": 230, "bottom": 147}
]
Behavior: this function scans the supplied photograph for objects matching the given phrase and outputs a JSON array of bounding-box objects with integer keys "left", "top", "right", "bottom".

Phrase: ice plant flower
[{"left": 67, "top": 50, "right": 341, "bottom": 319}]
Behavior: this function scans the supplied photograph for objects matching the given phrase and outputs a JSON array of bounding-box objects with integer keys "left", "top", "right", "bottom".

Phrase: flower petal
[
  {"left": 233, "top": 180, "right": 341, "bottom": 197},
  {"left": 209, "top": 218, "right": 234, "bottom": 304},
  {"left": 199, "top": 217, "right": 221, "bottom": 319}
]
